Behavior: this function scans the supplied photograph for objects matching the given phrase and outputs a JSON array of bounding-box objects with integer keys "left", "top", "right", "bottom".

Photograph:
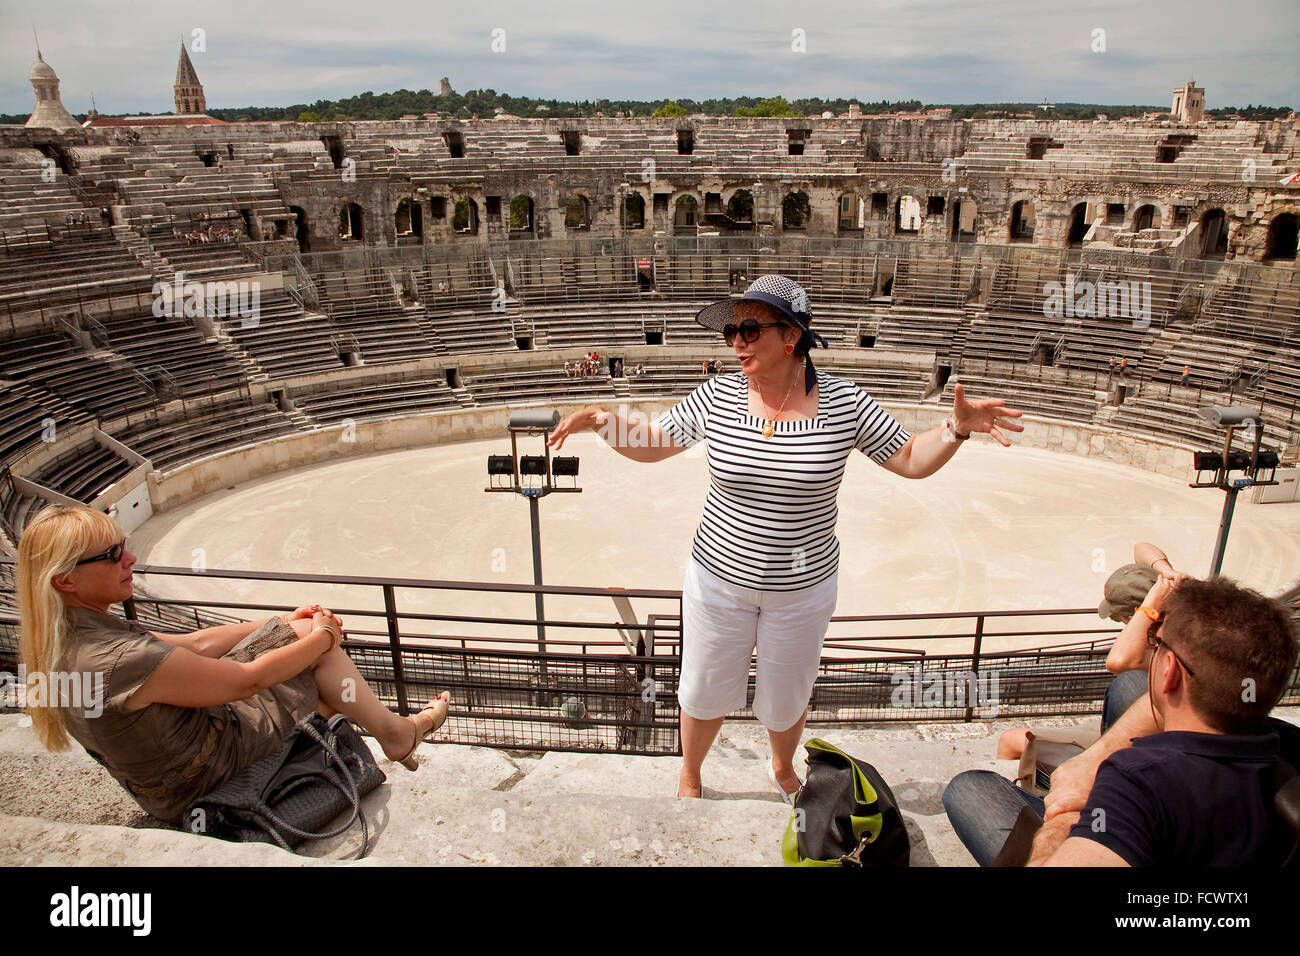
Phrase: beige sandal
[{"left": 397, "top": 692, "right": 451, "bottom": 770}]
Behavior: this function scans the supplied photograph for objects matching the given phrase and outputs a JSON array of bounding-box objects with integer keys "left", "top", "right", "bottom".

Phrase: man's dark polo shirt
[{"left": 1068, "top": 721, "right": 1293, "bottom": 866}]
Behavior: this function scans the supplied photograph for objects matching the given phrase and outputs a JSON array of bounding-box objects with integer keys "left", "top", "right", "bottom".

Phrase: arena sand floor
[{"left": 131, "top": 432, "right": 1300, "bottom": 655}]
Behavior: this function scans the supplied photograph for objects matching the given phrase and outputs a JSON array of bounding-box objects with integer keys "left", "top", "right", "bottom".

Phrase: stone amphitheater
[{"left": 2, "top": 63, "right": 1299, "bottom": 866}]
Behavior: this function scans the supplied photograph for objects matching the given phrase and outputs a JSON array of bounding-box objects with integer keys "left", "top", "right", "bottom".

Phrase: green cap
[{"left": 1099, "top": 563, "right": 1159, "bottom": 621}]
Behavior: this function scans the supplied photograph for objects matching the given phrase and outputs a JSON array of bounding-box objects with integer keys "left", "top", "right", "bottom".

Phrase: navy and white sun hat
[{"left": 694, "top": 274, "right": 829, "bottom": 395}]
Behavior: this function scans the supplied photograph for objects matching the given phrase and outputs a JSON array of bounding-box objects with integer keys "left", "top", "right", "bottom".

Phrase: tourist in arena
[
  {"left": 548, "top": 275, "right": 1025, "bottom": 800},
  {"left": 943, "top": 576, "right": 1299, "bottom": 865},
  {"left": 16, "top": 505, "right": 452, "bottom": 826}
]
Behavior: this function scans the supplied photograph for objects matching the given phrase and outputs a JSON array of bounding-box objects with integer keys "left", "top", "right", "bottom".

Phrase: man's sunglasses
[
  {"left": 722, "top": 320, "right": 783, "bottom": 346},
  {"left": 76, "top": 539, "right": 127, "bottom": 566},
  {"left": 1137, "top": 605, "right": 1196, "bottom": 677}
]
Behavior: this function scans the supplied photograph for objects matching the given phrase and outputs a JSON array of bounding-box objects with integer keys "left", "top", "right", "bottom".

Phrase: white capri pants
[{"left": 678, "top": 556, "right": 838, "bottom": 731}]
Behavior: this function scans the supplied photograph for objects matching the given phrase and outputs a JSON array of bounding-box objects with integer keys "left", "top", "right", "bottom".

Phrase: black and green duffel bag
[{"left": 781, "top": 738, "right": 910, "bottom": 867}]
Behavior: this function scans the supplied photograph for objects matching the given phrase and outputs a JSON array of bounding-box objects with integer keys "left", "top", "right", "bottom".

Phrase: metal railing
[{"left": 2, "top": 560, "right": 1297, "bottom": 756}]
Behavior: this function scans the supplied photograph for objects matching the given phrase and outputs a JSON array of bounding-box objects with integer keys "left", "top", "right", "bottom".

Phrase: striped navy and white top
[{"left": 658, "top": 368, "right": 911, "bottom": 591}]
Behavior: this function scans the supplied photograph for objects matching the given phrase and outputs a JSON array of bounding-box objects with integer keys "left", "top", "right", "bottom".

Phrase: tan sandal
[{"left": 397, "top": 692, "right": 451, "bottom": 770}]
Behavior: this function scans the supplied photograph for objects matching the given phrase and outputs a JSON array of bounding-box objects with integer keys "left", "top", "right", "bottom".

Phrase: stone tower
[
  {"left": 26, "top": 51, "right": 80, "bottom": 130},
  {"left": 175, "top": 43, "right": 206, "bottom": 114},
  {"left": 1171, "top": 81, "right": 1205, "bottom": 124}
]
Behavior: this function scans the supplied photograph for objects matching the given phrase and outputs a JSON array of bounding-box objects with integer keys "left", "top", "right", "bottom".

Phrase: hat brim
[
  {"left": 1098, "top": 599, "right": 1131, "bottom": 621},
  {"left": 694, "top": 298, "right": 744, "bottom": 333}
]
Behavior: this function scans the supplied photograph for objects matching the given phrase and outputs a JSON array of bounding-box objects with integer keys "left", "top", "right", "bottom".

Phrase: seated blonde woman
[{"left": 17, "top": 504, "right": 450, "bottom": 825}]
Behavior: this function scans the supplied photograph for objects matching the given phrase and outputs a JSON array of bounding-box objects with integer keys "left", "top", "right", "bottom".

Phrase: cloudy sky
[{"left": 2, "top": 0, "right": 1297, "bottom": 116}]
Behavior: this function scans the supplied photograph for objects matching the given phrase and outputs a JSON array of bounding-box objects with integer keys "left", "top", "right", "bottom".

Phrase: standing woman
[{"left": 549, "top": 276, "right": 1024, "bottom": 800}]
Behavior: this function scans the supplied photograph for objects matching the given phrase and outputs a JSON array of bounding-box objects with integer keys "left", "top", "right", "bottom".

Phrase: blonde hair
[{"left": 17, "top": 504, "right": 122, "bottom": 751}]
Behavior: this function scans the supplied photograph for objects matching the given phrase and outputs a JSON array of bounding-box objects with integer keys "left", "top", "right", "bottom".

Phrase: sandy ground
[{"left": 131, "top": 433, "right": 1300, "bottom": 655}]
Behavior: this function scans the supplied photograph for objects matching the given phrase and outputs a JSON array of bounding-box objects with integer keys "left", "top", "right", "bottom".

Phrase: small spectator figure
[
  {"left": 702, "top": 360, "right": 710, "bottom": 375},
  {"left": 635, "top": 363, "right": 645, "bottom": 376},
  {"left": 714, "top": 360, "right": 724, "bottom": 375},
  {"left": 1180, "top": 365, "right": 1191, "bottom": 387},
  {"left": 563, "top": 361, "right": 571, "bottom": 378},
  {"left": 614, "top": 359, "right": 623, "bottom": 378},
  {"left": 1119, "top": 357, "right": 1128, "bottom": 376}
]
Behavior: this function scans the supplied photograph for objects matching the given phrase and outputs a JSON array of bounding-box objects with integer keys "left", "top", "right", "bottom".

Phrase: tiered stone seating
[
  {"left": 108, "top": 396, "right": 298, "bottom": 471},
  {"left": 96, "top": 309, "right": 247, "bottom": 397},
  {"left": 0, "top": 326, "right": 154, "bottom": 420},
  {"left": 460, "top": 366, "right": 618, "bottom": 406},
  {"left": 0, "top": 225, "right": 151, "bottom": 317},
  {"left": 0, "top": 380, "right": 90, "bottom": 466},
  {"left": 291, "top": 373, "right": 460, "bottom": 425},
  {"left": 219, "top": 292, "right": 343, "bottom": 379},
  {"left": 24, "top": 437, "right": 132, "bottom": 502}
]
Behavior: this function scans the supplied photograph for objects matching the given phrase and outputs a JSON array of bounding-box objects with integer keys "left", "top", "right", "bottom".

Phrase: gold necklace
[{"left": 754, "top": 362, "right": 803, "bottom": 440}]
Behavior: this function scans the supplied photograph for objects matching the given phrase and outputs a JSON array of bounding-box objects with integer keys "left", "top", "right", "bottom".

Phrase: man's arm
[
  {"left": 1043, "top": 693, "right": 1158, "bottom": 820},
  {"left": 1040, "top": 837, "right": 1130, "bottom": 867}
]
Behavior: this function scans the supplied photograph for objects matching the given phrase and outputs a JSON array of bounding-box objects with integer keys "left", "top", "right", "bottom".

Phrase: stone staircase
[
  {"left": 112, "top": 224, "right": 175, "bottom": 282},
  {"left": 0, "top": 711, "right": 1125, "bottom": 867}
]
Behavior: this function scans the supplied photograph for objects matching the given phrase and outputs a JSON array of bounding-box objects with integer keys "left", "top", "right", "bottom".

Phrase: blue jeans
[{"left": 942, "top": 671, "right": 1148, "bottom": 866}]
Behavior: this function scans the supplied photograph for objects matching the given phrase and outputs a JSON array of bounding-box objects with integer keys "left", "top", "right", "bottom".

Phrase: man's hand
[{"left": 1043, "top": 751, "right": 1101, "bottom": 820}]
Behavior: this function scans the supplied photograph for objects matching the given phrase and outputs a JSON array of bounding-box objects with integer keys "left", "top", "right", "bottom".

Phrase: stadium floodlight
[
  {"left": 1189, "top": 407, "right": 1279, "bottom": 575},
  {"left": 1194, "top": 406, "right": 1258, "bottom": 427},
  {"left": 484, "top": 412, "right": 582, "bottom": 696}
]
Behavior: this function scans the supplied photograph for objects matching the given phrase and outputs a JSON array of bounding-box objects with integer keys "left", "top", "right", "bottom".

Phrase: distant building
[
  {"left": 174, "top": 44, "right": 206, "bottom": 114},
  {"left": 26, "top": 51, "right": 80, "bottom": 130},
  {"left": 1171, "top": 81, "right": 1205, "bottom": 123},
  {"left": 84, "top": 43, "right": 224, "bottom": 128}
]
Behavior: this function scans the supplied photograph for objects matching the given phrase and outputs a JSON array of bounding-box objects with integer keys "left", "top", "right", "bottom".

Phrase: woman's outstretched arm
[{"left": 549, "top": 405, "right": 688, "bottom": 463}]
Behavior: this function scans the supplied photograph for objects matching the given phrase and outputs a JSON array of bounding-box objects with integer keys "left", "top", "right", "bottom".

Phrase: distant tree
[
  {"left": 297, "top": 111, "right": 319, "bottom": 123},
  {"left": 736, "top": 96, "right": 800, "bottom": 117},
  {"left": 654, "top": 100, "right": 689, "bottom": 117}
]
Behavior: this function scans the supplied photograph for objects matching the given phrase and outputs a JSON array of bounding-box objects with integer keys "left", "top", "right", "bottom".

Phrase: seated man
[{"left": 945, "top": 575, "right": 1299, "bottom": 866}]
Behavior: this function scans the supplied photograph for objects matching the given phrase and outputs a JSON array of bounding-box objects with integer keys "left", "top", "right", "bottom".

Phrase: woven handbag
[
  {"left": 781, "top": 738, "right": 910, "bottom": 867},
  {"left": 185, "top": 712, "right": 386, "bottom": 859}
]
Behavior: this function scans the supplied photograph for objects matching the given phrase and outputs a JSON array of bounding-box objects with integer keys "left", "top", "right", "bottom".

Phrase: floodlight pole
[{"left": 1208, "top": 485, "right": 1239, "bottom": 576}]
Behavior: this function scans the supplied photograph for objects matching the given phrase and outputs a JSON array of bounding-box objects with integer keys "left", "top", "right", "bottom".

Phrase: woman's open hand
[
  {"left": 548, "top": 406, "right": 609, "bottom": 451},
  {"left": 952, "top": 383, "right": 1025, "bottom": 448}
]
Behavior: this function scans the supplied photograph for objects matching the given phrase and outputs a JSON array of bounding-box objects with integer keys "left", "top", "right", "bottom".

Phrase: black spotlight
[
  {"left": 520, "top": 456, "right": 548, "bottom": 476},
  {"left": 552, "top": 457, "right": 579, "bottom": 477},
  {"left": 488, "top": 455, "right": 514, "bottom": 476},
  {"left": 1193, "top": 451, "right": 1223, "bottom": 472},
  {"left": 1225, "top": 450, "right": 1252, "bottom": 472},
  {"left": 1254, "top": 450, "right": 1280, "bottom": 470}
]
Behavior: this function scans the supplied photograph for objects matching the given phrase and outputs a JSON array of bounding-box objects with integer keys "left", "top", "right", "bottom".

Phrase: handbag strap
[{"left": 248, "top": 719, "right": 371, "bottom": 859}]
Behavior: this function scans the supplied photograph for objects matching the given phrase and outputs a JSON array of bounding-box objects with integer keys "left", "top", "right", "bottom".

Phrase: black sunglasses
[
  {"left": 76, "top": 539, "right": 127, "bottom": 566},
  {"left": 722, "top": 320, "right": 783, "bottom": 346},
  {"left": 1140, "top": 607, "right": 1196, "bottom": 677}
]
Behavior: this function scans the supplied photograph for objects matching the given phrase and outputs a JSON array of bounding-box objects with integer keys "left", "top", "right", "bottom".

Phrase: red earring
[{"left": 785, "top": 344, "right": 794, "bottom": 355}]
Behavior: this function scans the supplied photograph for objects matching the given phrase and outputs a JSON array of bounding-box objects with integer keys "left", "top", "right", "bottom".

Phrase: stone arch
[
  {"left": 838, "top": 192, "right": 862, "bottom": 235},
  {"left": 394, "top": 198, "right": 423, "bottom": 238},
  {"left": 1265, "top": 211, "right": 1299, "bottom": 262},
  {"left": 673, "top": 194, "right": 699, "bottom": 232},
  {"left": 782, "top": 190, "right": 811, "bottom": 231},
  {"left": 509, "top": 194, "right": 535, "bottom": 235},
  {"left": 725, "top": 189, "right": 754, "bottom": 226},
  {"left": 289, "top": 205, "right": 310, "bottom": 253},
  {"left": 1010, "top": 199, "right": 1035, "bottom": 242},
  {"left": 952, "top": 197, "right": 978, "bottom": 242},
  {"left": 1133, "top": 203, "right": 1162, "bottom": 232},
  {"left": 1199, "top": 208, "right": 1228, "bottom": 258},
  {"left": 453, "top": 196, "right": 479, "bottom": 235},
  {"left": 565, "top": 193, "right": 591, "bottom": 231},
  {"left": 621, "top": 192, "right": 645, "bottom": 230},
  {"left": 1067, "top": 201, "right": 1090, "bottom": 247},
  {"left": 894, "top": 194, "right": 921, "bottom": 234},
  {"left": 338, "top": 202, "right": 364, "bottom": 241}
]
